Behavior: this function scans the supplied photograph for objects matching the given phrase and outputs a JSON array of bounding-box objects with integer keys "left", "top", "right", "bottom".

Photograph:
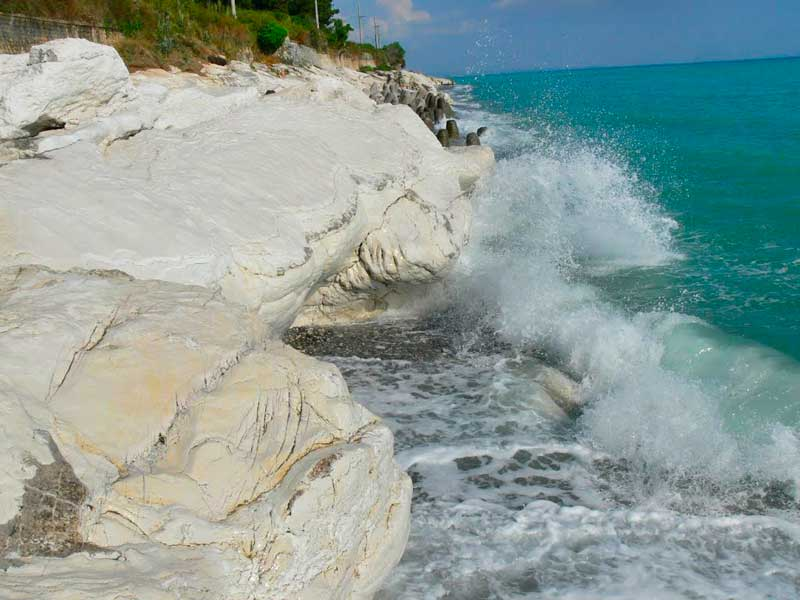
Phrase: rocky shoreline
[{"left": 0, "top": 39, "right": 493, "bottom": 599}]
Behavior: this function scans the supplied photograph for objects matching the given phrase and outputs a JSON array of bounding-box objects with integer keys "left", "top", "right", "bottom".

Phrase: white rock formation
[
  {"left": 0, "top": 38, "right": 132, "bottom": 140},
  {"left": 0, "top": 40, "right": 494, "bottom": 599}
]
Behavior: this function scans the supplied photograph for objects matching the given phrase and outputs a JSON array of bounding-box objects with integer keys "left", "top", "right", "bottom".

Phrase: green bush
[
  {"left": 326, "top": 18, "right": 352, "bottom": 49},
  {"left": 257, "top": 21, "right": 288, "bottom": 54},
  {"left": 383, "top": 41, "right": 406, "bottom": 69}
]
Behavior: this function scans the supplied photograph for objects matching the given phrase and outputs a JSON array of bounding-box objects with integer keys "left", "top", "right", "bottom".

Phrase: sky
[{"left": 333, "top": 0, "right": 800, "bottom": 75}]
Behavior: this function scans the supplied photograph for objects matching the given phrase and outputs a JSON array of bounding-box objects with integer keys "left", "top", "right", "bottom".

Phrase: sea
[{"left": 294, "top": 57, "right": 800, "bottom": 599}]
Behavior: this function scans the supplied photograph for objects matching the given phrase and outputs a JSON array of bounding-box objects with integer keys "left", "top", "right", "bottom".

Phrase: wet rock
[
  {"left": 477, "top": 126, "right": 489, "bottom": 137},
  {"left": 513, "top": 450, "right": 533, "bottom": 463},
  {"left": 446, "top": 119, "right": 460, "bottom": 139},
  {"left": 455, "top": 456, "right": 483, "bottom": 471},
  {"left": 513, "top": 569, "right": 541, "bottom": 593},
  {"left": 466, "top": 132, "right": 481, "bottom": 146},
  {"left": 436, "top": 129, "right": 450, "bottom": 147},
  {"left": 468, "top": 474, "right": 504, "bottom": 489},
  {"left": 513, "top": 475, "right": 571, "bottom": 491},
  {"left": 434, "top": 108, "right": 445, "bottom": 124},
  {"left": 454, "top": 455, "right": 493, "bottom": 471}
]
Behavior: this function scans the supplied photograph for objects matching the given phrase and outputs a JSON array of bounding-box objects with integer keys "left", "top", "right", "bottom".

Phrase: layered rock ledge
[{"left": 0, "top": 39, "right": 493, "bottom": 599}]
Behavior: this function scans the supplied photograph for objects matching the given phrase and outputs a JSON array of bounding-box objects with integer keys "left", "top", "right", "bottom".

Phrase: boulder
[
  {"left": 275, "top": 38, "right": 323, "bottom": 68},
  {"left": 0, "top": 39, "right": 132, "bottom": 140},
  {"left": 437, "top": 128, "right": 450, "bottom": 147},
  {"left": 477, "top": 126, "right": 489, "bottom": 137},
  {"left": 446, "top": 119, "right": 460, "bottom": 139},
  {"left": 207, "top": 54, "right": 228, "bottom": 66},
  {"left": 466, "top": 132, "right": 481, "bottom": 146}
]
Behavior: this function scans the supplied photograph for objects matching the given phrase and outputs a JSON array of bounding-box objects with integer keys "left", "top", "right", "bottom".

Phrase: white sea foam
[{"left": 449, "top": 85, "right": 800, "bottom": 489}]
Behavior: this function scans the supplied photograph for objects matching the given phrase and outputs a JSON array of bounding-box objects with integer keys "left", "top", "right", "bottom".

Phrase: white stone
[
  {"left": 0, "top": 39, "right": 132, "bottom": 140},
  {"left": 0, "top": 267, "right": 410, "bottom": 599}
]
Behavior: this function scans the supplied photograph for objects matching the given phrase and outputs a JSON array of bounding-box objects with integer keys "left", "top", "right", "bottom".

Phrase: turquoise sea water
[{"left": 460, "top": 58, "right": 800, "bottom": 361}]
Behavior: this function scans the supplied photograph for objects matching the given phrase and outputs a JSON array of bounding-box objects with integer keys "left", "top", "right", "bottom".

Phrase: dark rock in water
[
  {"left": 477, "top": 126, "right": 489, "bottom": 137},
  {"left": 455, "top": 456, "right": 483, "bottom": 471},
  {"left": 207, "top": 54, "right": 228, "bottom": 66},
  {"left": 455, "top": 455, "right": 493, "bottom": 471},
  {"left": 437, "top": 129, "right": 450, "bottom": 147},
  {"left": 513, "top": 449, "right": 533, "bottom": 464},
  {"left": 468, "top": 474, "right": 504, "bottom": 489},
  {"left": 513, "top": 570, "right": 541, "bottom": 594},
  {"left": 436, "top": 96, "right": 446, "bottom": 110},
  {"left": 446, "top": 119, "right": 460, "bottom": 139},
  {"left": 466, "top": 132, "right": 481, "bottom": 146},
  {"left": 434, "top": 108, "right": 445, "bottom": 124},
  {"left": 423, "top": 117, "right": 435, "bottom": 131}
]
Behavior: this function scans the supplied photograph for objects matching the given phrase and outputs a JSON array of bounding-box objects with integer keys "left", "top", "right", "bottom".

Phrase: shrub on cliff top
[
  {"left": 257, "top": 21, "right": 288, "bottom": 54},
  {"left": 383, "top": 42, "right": 406, "bottom": 69}
]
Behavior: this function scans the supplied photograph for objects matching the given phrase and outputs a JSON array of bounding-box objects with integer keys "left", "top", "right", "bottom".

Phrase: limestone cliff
[{"left": 0, "top": 39, "right": 494, "bottom": 599}]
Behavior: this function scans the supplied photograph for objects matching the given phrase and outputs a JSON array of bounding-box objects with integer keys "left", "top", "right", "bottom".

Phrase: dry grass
[{"left": 3, "top": 0, "right": 392, "bottom": 70}]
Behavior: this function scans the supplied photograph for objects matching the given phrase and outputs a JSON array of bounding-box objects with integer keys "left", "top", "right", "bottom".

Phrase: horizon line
[{"left": 437, "top": 53, "right": 800, "bottom": 79}]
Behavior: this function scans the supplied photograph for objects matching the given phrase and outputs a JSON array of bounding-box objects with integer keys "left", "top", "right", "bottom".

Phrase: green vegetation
[
  {"left": 383, "top": 42, "right": 406, "bottom": 69},
  {"left": 327, "top": 19, "right": 353, "bottom": 49},
  {"left": 4, "top": 0, "right": 408, "bottom": 71},
  {"left": 256, "top": 21, "right": 287, "bottom": 54}
]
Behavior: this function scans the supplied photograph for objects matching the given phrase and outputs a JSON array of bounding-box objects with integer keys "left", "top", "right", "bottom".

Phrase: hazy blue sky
[{"left": 334, "top": 0, "right": 800, "bottom": 75}]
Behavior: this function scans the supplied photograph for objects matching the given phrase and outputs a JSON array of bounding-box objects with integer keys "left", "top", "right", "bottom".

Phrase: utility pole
[
  {"left": 230, "top": 0, "right": 237, "bottom": 19},
  {"left": 373, "top": 17, "right": 380, "bottom": 48},
  {"left": 314, "top": 0, "right": 320, "bottom": 29},
  {"left": 356, "top": 1, "right": 365, "bottom": 45}
]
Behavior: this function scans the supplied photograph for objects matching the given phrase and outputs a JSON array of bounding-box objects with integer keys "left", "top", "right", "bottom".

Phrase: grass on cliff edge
[{"left": 4, "top": 0, "right": 403, "bottom": 71}]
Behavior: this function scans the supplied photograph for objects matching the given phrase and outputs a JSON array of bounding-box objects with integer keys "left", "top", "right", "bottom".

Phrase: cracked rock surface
[{"left": 0, "top": 40, "right": 494, "bottom": 599}]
